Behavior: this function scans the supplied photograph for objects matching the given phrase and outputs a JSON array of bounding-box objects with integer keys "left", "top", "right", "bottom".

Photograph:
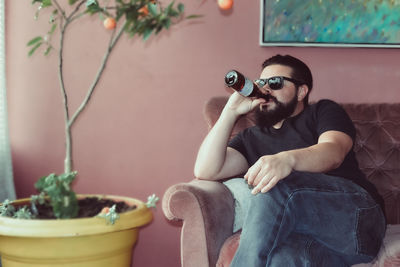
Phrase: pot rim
[{"left": 0, "top": 194, "right": 153, "bottom": 237}]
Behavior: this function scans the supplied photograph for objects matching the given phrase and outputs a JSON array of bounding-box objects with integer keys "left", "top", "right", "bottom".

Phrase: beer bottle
[{"left": 224, "top": 70, "right": 263, "bottom": 98}]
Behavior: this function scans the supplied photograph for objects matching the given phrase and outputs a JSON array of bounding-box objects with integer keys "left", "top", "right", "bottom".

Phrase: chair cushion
[{"left": 216, "top": 232, "right": 240, "bottom": 267}]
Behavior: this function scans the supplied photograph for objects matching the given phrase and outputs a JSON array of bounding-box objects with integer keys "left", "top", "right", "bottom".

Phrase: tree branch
[
  {"left": 58, "top": 21, "right": 73, "bottom": 173},
  {"left": 67, "top": 0, "right": 87, "bottom": 21},
  {"left": 52, "top": 0, "right": 67, "bottom": 20},
  {"left": 68, "top": 21, "right": 127, "bottom": 128}
]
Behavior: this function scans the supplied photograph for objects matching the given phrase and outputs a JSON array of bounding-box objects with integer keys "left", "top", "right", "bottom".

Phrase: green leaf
[
  {"left": 85, "top": 2, "right": 102, "bottom": 15},
  {"left": 85, "top": 0, "right": 98, "bottom": 7},
  {"left": 35, "top": 173, "right": 52, "bottom": 191},
  {"left": 44, "top": 46, "right": 52, "bottom": 56},
  {"left": 31, "top": 0, "right": 50, "bottom": 6},
  {"left": 155, "top": 25, "right": 163, "bottom": 34},
  {"left": 28, "top": 42, "right": 43, "bottom": 57},
  {"left": 116, "top": 9, "right": 124, "bottom": 21},
  {"left": 168, "top": 9, "right": 179, "bottom": 17},
  {"left": 42, "top": 0, "right": 52, "bottom": 8},
  {"left": 51, "top": 191, "right": 78, "bottom": 219},
  {"left": 60, "top": 172, "right": 78, "bottom": 184},
  {"left": 148, "top": 3, "right": 158, "bottom": 16},
  {"left": 69, "top": 0, "right": 79, "bottom": 5},
  {"left": 13, "top": 206, "right": 34, "bottom": 219},
  {"left": 34, "top": 172, "right": 78, "bottom": 219},
  {"left": 143, "top": 27, "right": 153, "bottom": 41},
  {"left": 177, "top": 3, "right": 184, "bottom": 13},
  {"left": 27, "top": 36, "right": 43, "bottom": 46},
  {"left": 165, "top": 1, "right": 175, "bottom": 14},
  {"left": 164, "top": 17, "right": 171, "bottom": 29},
  {"left": 186, "top": 14, "right": 203, "bottom": 19},
  {"left": 0, "top": 199, "right": 16, "bottom": 217},
  {"left": 48, "top": 23, "right": 57, "bottom": 34}
]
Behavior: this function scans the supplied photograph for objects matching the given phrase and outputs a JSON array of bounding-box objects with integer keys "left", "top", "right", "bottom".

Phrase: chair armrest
[{"left": 162, "top": 179, "right": 235, "bottom": 267}]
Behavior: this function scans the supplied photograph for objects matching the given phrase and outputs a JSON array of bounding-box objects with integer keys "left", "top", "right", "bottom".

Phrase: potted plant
[{"left": 0, "top": 0, "right": 199, "bottom": 266}]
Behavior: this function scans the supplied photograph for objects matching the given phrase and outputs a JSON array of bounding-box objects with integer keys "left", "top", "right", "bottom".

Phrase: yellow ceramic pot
[{"left": 0, "top": 195, "right": 152, "bottom": 267}]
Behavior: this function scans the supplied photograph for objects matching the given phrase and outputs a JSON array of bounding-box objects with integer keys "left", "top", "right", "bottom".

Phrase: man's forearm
[
  {"left": 282, "top": 141, "right": 347, "bottom": 174},
  {"left": 194, "top": 107, "right": 239, "bottom": 179},
  {"left": 247, "top": 130, "right": 353, "bottom": 194},
  {"left": 195, "top": 92, "right": 265, "bottom": 180},
  {"left": 289, "top": 130, "right": 353, "bottom": 173}
]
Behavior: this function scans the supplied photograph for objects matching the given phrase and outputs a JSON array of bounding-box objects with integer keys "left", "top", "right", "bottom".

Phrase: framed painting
[{"left": 260, "top": 0, "right": 400, "bottom": 48}]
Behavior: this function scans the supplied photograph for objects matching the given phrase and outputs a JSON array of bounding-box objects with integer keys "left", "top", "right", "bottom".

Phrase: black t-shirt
[{"left": 228, "top": 99, "right": 384, "bottom": 210}]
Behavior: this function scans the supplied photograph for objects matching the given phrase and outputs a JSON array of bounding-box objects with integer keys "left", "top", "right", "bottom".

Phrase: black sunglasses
[{"left": 254, "top": 76, "right": 303, "bottom": 90}]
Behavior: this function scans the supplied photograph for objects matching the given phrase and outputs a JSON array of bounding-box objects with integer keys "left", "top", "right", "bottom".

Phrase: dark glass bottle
[{"left": 224, "top": 70, "right": 263, "bottom": 98}]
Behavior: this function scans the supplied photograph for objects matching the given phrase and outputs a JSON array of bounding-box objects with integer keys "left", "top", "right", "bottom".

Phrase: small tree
[{"left": 24, "top": 0, "right": 199, "bottom": 218}]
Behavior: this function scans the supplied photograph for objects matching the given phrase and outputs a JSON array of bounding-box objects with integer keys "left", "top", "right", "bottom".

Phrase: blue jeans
[{"left": 223, "top": 172, "right": 386, "bottom": 267}]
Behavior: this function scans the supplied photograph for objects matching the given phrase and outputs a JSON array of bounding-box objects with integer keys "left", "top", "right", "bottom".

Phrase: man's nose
[{"left": 258, "top": 85, "right": 272, "bottom": 95}]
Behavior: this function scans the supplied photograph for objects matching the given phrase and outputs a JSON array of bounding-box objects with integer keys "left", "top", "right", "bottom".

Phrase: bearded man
[{"left": 194, "top": 55, "right": 385, "bottom": 267}]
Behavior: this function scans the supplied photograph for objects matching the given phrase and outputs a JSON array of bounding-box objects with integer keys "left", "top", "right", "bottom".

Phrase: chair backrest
[
  {"left": 203, "top": 96, "right": 400, "bottom": 224},
  {"left": 342, "top": 103, "right": 400, "bottom": 224}
]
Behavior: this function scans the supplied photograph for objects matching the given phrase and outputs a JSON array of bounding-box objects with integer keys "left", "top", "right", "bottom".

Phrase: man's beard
[{"left": 255, "top": 94, "right": 298, "bottom": 131}]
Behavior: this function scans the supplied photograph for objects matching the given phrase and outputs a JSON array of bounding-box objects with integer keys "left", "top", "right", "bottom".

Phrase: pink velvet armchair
[{"left": 162, "top": 96, "right": 400, "bottom": 267}]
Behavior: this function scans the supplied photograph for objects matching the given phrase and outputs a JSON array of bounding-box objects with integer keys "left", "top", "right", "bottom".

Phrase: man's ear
[{"left": 297, "top": 85, "right": 309, "bottom": 101}]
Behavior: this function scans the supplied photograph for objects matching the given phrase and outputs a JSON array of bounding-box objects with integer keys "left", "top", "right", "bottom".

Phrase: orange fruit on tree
[
  {"left": 103, "top": 17, "right": 116, "bottom": 30},
  {"left": 138, "top": 5, "right": 149, "bottom": 16},
  {"left": 218, "top": 0, "right": 233, "bottom": 10}
]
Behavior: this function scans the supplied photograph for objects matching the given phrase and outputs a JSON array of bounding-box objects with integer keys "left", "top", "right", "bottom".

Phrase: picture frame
[{"left": 260, "top": 0, "right": 400, "bottom": 48}]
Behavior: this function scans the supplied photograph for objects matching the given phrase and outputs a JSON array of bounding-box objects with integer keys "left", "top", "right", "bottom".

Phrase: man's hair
[{"left": 262, "top": 54, "right": 313, "bottom": 105}]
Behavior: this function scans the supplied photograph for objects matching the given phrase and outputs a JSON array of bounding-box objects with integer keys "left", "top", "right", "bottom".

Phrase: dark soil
[{"left": 30, "top": 197, "right": 137, "bottom": 219}]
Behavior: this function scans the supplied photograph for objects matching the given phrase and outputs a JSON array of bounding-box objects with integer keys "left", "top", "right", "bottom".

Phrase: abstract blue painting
[{"left": 260, "top": 0, "right": 400, "bottom": 47}]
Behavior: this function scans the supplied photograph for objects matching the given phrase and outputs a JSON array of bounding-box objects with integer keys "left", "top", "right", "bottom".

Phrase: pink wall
[{"left": 6, "top": 1, "right": 400, "bottom": 266}]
